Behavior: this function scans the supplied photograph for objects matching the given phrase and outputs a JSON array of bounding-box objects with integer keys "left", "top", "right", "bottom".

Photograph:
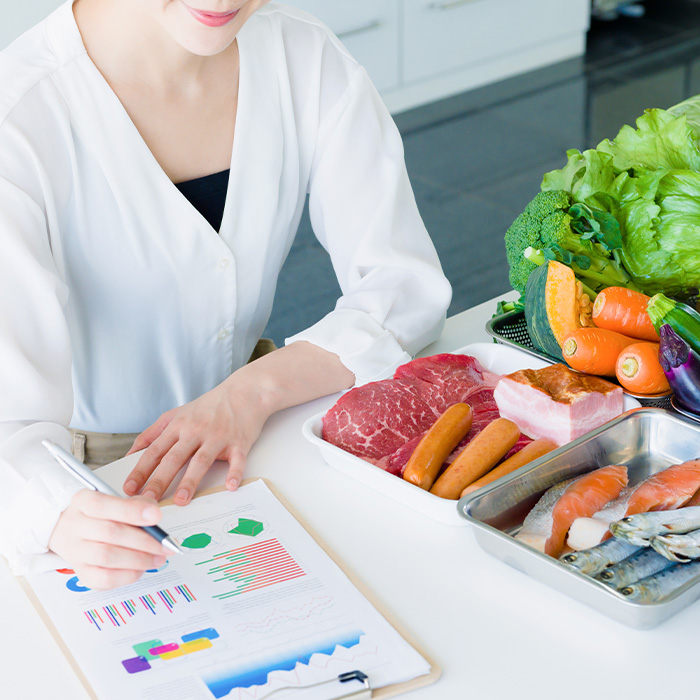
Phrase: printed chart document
[{"left": 24, "top": 480, "right": 435, "bottom": 699}]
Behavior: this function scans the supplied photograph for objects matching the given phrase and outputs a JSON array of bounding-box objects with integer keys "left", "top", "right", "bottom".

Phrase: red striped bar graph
[
  {"left": 85, "top": 585, "right": 197, "bottom": 630},
  {"left": 196, "top": 539, "right": 305, "bottom": 600}
]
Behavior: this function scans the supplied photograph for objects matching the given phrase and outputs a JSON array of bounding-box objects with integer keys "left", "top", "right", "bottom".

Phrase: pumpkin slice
[{"left": 525, "top": 261, "right": 592, "bottom": 360}]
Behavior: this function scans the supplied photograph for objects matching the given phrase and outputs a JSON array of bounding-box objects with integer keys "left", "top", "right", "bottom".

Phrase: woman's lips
[{"left": 185, "top": 5, "right": 240, "bottom": 28}]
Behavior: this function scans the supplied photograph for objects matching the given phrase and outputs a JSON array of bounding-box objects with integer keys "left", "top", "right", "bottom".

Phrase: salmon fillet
[
  {"left": 625, "top": 460, "right": 700, "bottom": 514},
  {"left": 517, "top": 465, "right": 628, "bottom": 558},
  {"left": 568, "top": 460, "right": 700, "bottom": 550}
]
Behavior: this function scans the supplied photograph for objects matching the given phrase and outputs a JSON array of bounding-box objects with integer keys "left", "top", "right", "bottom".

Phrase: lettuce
[
  {"left": 596, "top": 108, "right": 700, "bottom": 172},
  {"left": 541, "top": 107, "right": 700, "bottom": 297},
  {"left": 668, "top": 95, "right": 700, "bottom": 147}
]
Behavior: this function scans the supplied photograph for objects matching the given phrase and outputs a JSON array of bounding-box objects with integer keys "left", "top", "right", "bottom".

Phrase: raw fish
[
  {"left": 625, "top": 460, "right": 700, "bottom": 514},
  {"left": 651, "top": 530, "right": 700, "bottom": 562},
  {"left": 516, "top": 465, "right": 628, "bottom": 558},
  {"left": 566, "top": 488, "right": 633, "bottom": 550},
  {"left": 596, "top": 548, "right": 674, "bottom": 589},
  {"left": 560, "top": 537, "right": 639, "bottom": 576},
  {"left": 619, "top": 560, "right": 700, "bottom": 603},
  {"left": 609, "top": 505, "right": 700, "bottom": 546},
  {"left": 567, "top": 460, "right": 700, "bottom": 550}
]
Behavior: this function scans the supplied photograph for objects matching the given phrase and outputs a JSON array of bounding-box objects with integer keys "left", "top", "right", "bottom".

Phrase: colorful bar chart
[
  {"left": 122, "top": 627, "right": 220, "bottom": 674},
  {"left": 85, "top": 585, "right": 197, "bottom": 631},
  {"left": 196, "top": 539, "right": 305, "bottom": 600}
]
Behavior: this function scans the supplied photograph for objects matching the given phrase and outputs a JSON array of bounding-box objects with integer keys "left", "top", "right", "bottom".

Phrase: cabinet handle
[
  {"left": 428, "top": 0, "right": 481, "bottom": 10},
  {"left": 336, "top": 20, "right": 382, "bottom": 40}
]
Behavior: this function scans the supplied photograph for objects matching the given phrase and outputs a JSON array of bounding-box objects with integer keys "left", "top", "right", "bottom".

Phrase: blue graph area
[
  {"left": 203, "top": 630, "right": 364, "bottom": 698},
  {"left": 65, "top": 576, "right": 90, "bottom": 593}
]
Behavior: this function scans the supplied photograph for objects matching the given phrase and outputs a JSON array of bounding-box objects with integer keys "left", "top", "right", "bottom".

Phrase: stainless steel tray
[
  {"left": 458, "top": 408, "right": 700, "bottom": 629},
  {"left": 485, "top": 310, "right": 674, "bottom": 409}
]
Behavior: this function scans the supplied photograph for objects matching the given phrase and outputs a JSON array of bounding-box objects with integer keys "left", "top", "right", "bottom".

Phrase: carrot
[
  {"left": 403, "top": 403, "right": 473, "bottom": 490},
  {"left": 592, "top": 287, "right": 659, "bottom": 341},
  {"left": 615, "top": 342, "right": 670, "bottom": 395},
  {"left": 562, "top": 327, "right": 637, "bottom": 376},
  {"left": 460, "top": 438, "right": 558, "bottom": 498}
]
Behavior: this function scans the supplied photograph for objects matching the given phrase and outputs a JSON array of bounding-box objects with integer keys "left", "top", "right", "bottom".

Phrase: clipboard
[{"left": 19, "top": 478, "right": 441, "bottom": 700}]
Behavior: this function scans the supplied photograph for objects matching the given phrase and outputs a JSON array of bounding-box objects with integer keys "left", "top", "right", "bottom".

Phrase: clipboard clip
[{"left": 260, "top": 669, "right": 371, "bottom": 699}]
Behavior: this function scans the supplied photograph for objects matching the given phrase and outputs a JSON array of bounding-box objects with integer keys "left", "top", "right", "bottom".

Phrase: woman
[{"left": 0, "top": 0, "right": 450, "bottom": 589}]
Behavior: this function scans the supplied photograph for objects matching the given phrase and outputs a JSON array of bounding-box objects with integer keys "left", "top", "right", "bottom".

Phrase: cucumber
[{"left": 647, "top": 293, "right": 700, "bottom": 356}]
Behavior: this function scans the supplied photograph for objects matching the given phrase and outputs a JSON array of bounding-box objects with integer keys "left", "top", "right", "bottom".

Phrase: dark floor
[{"left": 263, "top": 0, "right": 700, "bottom": 346}]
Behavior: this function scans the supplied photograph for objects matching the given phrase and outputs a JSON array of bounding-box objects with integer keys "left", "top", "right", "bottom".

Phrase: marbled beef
[{"left": 322, "top": 354, "right": 500, "bottom": 466}]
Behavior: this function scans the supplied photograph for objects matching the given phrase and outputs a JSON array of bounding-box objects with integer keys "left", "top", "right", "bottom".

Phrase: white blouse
[{"left": 0, "top": 1, "right": 451, "bottom": 573}]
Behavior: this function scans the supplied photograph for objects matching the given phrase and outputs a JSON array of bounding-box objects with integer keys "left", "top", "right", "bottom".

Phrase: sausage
[
  {"left": 459, "top": 438, "right": 558, "bottom": 498},
  {"left": 403, "top": 403, "right": 473, "bottom": 491},
  {"left": 429, "top": 418, "right": 520, "bottom": 499}
]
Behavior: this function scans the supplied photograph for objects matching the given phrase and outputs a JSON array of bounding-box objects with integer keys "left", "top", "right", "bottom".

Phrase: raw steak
[{"left": 322, "top": 354, "right": 500, "bottom": 464}]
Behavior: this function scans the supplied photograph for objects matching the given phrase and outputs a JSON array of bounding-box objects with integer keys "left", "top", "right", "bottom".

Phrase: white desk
[{"left": 5, "top": 293, "right": 699, "bottom": 700}]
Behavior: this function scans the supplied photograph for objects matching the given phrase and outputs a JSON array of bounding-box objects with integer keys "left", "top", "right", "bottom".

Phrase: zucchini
[{"left": 647, "top": 293, "right": 700, "bottom": 356}]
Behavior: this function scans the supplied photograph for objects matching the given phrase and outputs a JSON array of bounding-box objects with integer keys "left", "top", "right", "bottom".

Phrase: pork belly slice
[{"left": 493, "top": 363, "right": 624, "bottom": 446}]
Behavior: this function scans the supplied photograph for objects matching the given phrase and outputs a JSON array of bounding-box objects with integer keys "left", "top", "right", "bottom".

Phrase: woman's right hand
[{"left": 48, "top": 489, "right": 170, "bottom": 590}]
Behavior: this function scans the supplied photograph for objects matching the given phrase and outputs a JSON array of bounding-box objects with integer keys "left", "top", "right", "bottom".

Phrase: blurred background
[{"left": 5, "top": 1, "right": 700, "bottom": 344}]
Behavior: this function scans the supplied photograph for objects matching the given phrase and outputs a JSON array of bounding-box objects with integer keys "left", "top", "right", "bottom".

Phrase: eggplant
[{"left": 659, "top": 324, "right": 700, "bottom": 413}]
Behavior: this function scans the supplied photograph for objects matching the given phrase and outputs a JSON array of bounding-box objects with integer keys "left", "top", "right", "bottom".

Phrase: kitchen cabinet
[
  {"left": 281, "top": 0, "right": 401, "bottom": 93},
  {"left": 286, "top": 0, "right": 590, "bottom": 113}
]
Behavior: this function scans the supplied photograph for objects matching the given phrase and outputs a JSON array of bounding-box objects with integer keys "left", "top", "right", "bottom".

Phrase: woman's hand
[
  {"left": 124, "top": 376, "right": 269, "bottom": 506},
  {"left": 123, "top": 342, "right": 355, "bottom": 505},
  {"left": 49, "top": 490, "right": 169, "bottom": 591}
]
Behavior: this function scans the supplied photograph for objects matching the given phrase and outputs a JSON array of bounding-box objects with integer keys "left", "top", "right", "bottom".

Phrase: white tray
[{"left": 302, "top": 342, "right": 640, "bottom": 526}]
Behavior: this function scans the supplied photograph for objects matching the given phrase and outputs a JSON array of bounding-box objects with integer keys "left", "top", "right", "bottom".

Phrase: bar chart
[
  {"left": 196, "top": 538, "right": 305, "bottom": 600},
  {"left": 84, "top": 585, "right": 197, "bottom": 631}
]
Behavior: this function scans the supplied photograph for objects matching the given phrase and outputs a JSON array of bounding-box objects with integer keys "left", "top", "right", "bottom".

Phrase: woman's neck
[{"left": 72, "top": 0, "right": 235, "bottom": 96}]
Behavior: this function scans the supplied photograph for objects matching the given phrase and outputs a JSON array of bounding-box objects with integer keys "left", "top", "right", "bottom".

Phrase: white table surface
[{"left": 5, "top": 292, "right": 699, "bottom": 700}]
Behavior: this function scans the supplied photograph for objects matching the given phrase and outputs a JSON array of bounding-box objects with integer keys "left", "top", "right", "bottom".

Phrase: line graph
[
  {"left": 201, "top": 630, "right": 375, "bottom": 699},
  {"left": 232, "top": 597, "right": 337, "bottom": 636}
]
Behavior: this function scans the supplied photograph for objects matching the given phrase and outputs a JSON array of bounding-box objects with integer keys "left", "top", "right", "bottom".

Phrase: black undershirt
[{"left": 175, "top": 169, "right": 230, "bottom": 232}]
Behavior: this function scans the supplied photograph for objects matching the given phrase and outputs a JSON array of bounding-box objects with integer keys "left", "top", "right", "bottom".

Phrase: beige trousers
[{"left": 70, "top": 338, "right": 277, "bottom": 469}]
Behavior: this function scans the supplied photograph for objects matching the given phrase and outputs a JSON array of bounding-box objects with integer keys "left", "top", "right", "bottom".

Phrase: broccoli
[
  {"left": 494, "top": 298, "right": 525, "bottom": 316},
  {"left": 504, "top": 190, "right": 639, "bottom": 295}
]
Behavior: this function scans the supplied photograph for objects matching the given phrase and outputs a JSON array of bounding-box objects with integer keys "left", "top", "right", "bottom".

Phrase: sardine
[
  {"left": 570, "top": 462, "right": 700, "bottom": 551},
  {"left": 559, "top": 537, "right": 639, "bottom": 576},
  {"left": 651, "top": 529, "right": 700, "bottom": 563},
  {"left": 609, "top": 506, "right": 700, "bottom": 546},
  {"left": 596, "top": 548, "right": 675, "bottom": 589},
  {"left": 619, "top": 560, "right": 700, "bottom": 603}
]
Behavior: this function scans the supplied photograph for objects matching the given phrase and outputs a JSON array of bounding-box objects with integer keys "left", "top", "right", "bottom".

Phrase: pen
[{"left": 41, "top": 439, "right": 183, "bottom": 555}]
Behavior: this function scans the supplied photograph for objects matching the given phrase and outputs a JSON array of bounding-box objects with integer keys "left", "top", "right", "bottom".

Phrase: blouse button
[
  {"left": 218, "top": 329, "right": 230, "bottom": 340},
  {"left": 219, "top": 258, "right": 231, "bottom": 269}
]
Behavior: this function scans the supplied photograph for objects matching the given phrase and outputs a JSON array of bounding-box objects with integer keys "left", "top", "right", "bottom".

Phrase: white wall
[{"left": 1, "top": 0, "right": 64, "bottom": 50}]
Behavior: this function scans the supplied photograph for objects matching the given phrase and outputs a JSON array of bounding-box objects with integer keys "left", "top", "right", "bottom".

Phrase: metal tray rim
[{"left": 458, "top": 408, "right": 700, "bottom": 624}]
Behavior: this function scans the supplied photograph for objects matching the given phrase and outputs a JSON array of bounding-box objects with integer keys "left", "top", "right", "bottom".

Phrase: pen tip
[{"left": 163, "top": 537, "right": 184, "bottom": 555}]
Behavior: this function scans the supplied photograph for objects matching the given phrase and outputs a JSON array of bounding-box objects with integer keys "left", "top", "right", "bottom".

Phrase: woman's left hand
[
  {"left": 123, "top": 376, "right": 269, "bottom": 505},
  {"left": 123, "top": 342, "right": 355, "bottom": 505}
]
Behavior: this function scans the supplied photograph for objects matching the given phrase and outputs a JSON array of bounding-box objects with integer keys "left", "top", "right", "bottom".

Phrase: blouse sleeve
[
  {"left": 0, "top": 176, "right": 81, "bottom": 574},
  {"left": 285, "top": 64, "right": 452, "bottom": 384}
]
